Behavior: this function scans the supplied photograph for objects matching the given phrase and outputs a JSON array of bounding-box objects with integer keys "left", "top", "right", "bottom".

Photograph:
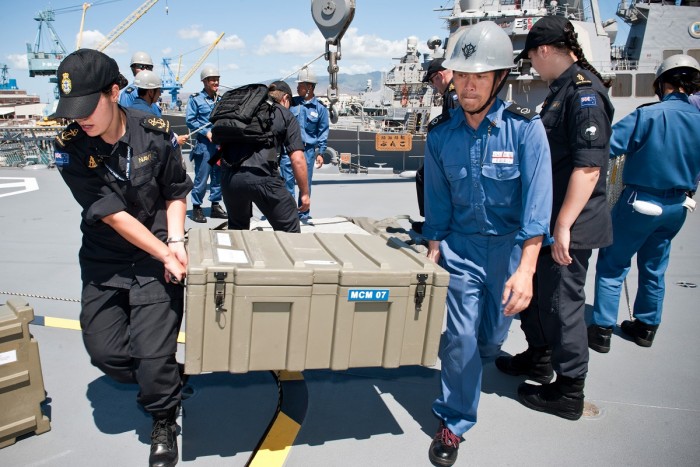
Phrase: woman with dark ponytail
[
  {"left": 561, "top": 24, "right": 611, "bottom": 88},
  {"left": 494, "top": 15, "right": 614, "bottom": 421}
]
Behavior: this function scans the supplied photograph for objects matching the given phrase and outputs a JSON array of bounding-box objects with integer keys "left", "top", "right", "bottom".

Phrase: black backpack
[{"left": 209, "top": 83, "right": 275, "bottom": 147}]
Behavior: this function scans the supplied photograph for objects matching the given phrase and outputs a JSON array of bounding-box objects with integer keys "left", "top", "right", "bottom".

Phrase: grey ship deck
[{"left": 1, "top": 164, "right": 699, "bottom": 466}]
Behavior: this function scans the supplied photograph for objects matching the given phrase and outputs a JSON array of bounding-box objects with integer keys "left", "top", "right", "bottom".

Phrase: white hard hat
[
  {"left": 443, "top": 21, "right": 514, "bottom": 73},
  {"left": 130, "top": 51, "right": 153, "bottom": 67},
  {"left": 655, "top": 54, "right": 700, "bottom": 81},
  {"left": 200, "top": 65, "right": 220, "bottom": 81},
  {"left": 133, "top": 70, "right": 161, "bottom": 89},
  {"left": 296, "top": 68, "right": 317, "bottom": 84}
]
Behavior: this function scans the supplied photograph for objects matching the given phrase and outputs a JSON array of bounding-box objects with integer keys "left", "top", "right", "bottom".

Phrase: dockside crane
[
  {"left": 26, "top": 9, "right": 68, "bottom": 78},
  {"left": 95, "top": 0, "right": 160, "bottom": 52},
  {"left": 160, "top": 32, "right": 225, "bottom": 109}
]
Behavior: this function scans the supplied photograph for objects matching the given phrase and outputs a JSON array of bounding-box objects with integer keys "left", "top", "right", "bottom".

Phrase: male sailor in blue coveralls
[
  {"left": 423, "top": 22, "right": 552, "bottom": 467},
  {"left": 279, "top": 67, "right": 329, "bottom": 220},
  {"left": 129, "top": 69, "right": 188, "bottom": 146},
  {"left": 588, "top": 55, "right": 700, "bottom": 351},
  {"left": 185, "top": 65, "right": 227, "bottom": 223},
  {"left": 119, "top": 51, "right": 160, "bottom": 115}
]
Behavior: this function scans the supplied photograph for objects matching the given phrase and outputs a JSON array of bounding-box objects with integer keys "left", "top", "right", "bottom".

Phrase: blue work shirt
[
  {"left": 291, "top": 96, "right": 329, "bottom": 153},
  {"left": 423, "top": 98, "right": 552, "bottom": 245},
  {"left": 131, "top": 96, "right": 162, "bottom": 117},
  {"left": 119, "top": 83, "right": 160, "bottom": 114},
  {"left": 612, "top": 93, "right": 700, "bottom": 191},
  {"left": 186, "top": 90, "right": 220, "bottom": 138}
]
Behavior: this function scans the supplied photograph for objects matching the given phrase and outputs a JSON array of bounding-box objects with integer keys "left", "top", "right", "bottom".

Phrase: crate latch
[
  {"left": 214, "top": 272, "right": 228, "bottom": 312},
  {"left": 414, "top": 273, "right": 429, "bottom": 312}
]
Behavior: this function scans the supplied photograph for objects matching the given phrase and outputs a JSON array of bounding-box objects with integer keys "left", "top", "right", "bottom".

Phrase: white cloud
[
  {"left": 162, "top": 47, "right": 173, "bottom": 55},
  {"left": 256, "top": 29, "right": 326, "bottom": 56},
  {"left": 178, "top": 26, "right": 203, "bottom": 40},
  {"left": 77, "top": 30, "right": 128, "bottom": 55},
  {"left": 255, "top": 27, "right": 427, "bottom": 64},
  {"left": 341, "top": 28, "right": 407, "bottom": 59},
  {"left": 224, "top": 63, "right": 239, "bottom": 71},
  {"left": 178, "top": 26, "right": 242, "bottom": 50},
  {"left": 219, "top": 35, "right": 245, "bottom": 50},
  {"left": 7, "top": 54, "right": 28, "bottom": 70}
]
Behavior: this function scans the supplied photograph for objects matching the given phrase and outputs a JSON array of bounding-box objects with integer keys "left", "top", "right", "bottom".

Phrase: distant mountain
[{"left": 173, "top": 71, "right": 385, "bottom": 104}]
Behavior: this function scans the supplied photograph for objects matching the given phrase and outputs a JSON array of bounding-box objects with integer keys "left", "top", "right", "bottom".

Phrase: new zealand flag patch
[
  {"left": 54, "top": 152, "right": 69, "bottom": 167},
  {"left": 580, "top": 93, "right": 597, "bottom": 108}
]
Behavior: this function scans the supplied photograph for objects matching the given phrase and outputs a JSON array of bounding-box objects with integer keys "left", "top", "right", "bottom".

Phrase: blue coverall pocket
[
  {"left": 481, "top": 164, "right": 520, "bottom": 206},
  {"left": 445, "top": 165, "right": 470, "bottom": 206}
]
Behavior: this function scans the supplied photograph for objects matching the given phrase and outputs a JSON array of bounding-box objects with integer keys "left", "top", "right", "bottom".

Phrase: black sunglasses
[{"left": 132, "top": 64, "right": 153, "bottom": 70}]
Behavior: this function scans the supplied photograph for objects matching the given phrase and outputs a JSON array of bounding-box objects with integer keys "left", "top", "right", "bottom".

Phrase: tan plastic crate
[
  {"left": 185, "top": 229, "right": 449, "bottom": 374},
  {"left": 0, "top": 300, "right": 51, "bottom": 448}
]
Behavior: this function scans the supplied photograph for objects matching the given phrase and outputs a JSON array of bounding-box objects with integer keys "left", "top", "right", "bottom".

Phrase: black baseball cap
[
  {"left": 514, "top": 15, "right": 570, "bottom": 62},
  {"left": 269, "top": 80, "right": 293, "bottom": 99},
  {"left": 422, "top": 58, "right": 446, "bottom": 83},
  {"left": 54, "top": 49, "right": 121, "bottom": 119}
]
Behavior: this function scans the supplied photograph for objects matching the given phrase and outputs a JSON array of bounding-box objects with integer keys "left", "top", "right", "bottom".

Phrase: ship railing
[
  {"left": 611, "top": 59, "right": 640, "bottom": 71},
  {"left": 0, "top": 126, "right": 60, "bottom": 167}
]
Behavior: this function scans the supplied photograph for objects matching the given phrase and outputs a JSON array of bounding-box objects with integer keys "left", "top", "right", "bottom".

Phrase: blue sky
[{"left": 2, "top": 0, "right": 626, "bottom": 103}]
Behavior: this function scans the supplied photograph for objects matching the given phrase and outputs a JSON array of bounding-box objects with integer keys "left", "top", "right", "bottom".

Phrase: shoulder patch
[
  {"left": 428, "top": 113, "right": 450, "bottom": 132},
  {"left": 504, "top": 103, "right": 537, "bottom": 120},
  {"left": 125, "top": 86, "right": 135, "bottom": 93},
  {"left": 55, "top": 122, "right": 84, "bottom": 148},
  {"left": 579, "top": 93, "right": 598, "bottom": 108},
  {"left": 189, "top": 92, "right": 199, "bottom": 99},
  {"left": 140, "top": 116, "right": 170, "bottom": 134},
  {"left": 574, "top": 72, "right": 592, "bottom": 88}
]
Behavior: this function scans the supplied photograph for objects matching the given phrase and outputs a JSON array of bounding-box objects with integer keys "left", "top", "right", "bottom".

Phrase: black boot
[
  {"left": 428, "top": 422, "right": 461, "bottom": 467},
  {"left": 191, "top": 206, "right": 206, "bottom": 223},
  {"left": 621, "top": 319, "right": 658, "bottom": 347},
  {"left": 517, "top": 375, "right": 585, "bottom": 421},
  {"left": 495, "top": 346, "right": 554, "bottom": 384},
  {"left": 149, "top": 407, "right": 178, "bottom": 467},
  {"left": 587, "top": 325, "right": 613, "bottom": 353},
  {"left": 210, "top": 203, "right": 227, "bottom": 219}
]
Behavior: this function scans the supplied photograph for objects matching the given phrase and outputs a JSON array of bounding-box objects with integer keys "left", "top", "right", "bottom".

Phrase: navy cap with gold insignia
[{"left": 54, "top": 49, "right": 121, "bottom": 120}]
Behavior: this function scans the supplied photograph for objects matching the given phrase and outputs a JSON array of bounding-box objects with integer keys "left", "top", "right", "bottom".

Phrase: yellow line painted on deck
[
  {"left": 278, "top": 370, "right": 304, "bottom": 381},
  {"left": 249, "top": 412, "right": 301, "bottom": 467},
  {"left": 33, "top": 316, "right": 188, "bottom": 344},
  {"left": 42, "top": 316, "right": 82, "bottom": 331}
]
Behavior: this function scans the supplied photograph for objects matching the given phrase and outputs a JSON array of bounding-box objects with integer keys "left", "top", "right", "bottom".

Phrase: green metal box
[
  {"left": 0, "top": 300, "right": 51, "bottom": 448},
  {"left": 185, "top": 229, "right": 449, "bottom": 374}
]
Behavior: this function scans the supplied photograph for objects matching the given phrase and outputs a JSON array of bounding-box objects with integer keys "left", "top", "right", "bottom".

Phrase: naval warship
[{"left": 326, "top": 0, "right": 700, "bottom": 173}]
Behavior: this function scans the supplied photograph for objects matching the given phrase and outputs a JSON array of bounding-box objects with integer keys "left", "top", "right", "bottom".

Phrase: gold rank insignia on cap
[{"left": 61, "top": 73, "right": 72, "bottom": 95}]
